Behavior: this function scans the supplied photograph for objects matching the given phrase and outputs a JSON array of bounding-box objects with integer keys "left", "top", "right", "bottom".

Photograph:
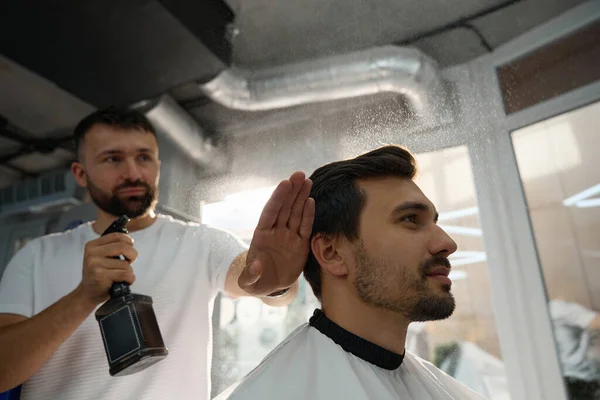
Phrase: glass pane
[
  {"left": 205, "top": 145, "right": 511, "bottom": 400},
  {"left": 512, "top": 100, "right": 600, "bottom": 400}
]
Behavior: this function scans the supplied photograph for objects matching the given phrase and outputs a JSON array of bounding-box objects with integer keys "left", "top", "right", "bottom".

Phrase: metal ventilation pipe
[
  {"left": 200, "top": 46, "right": 450, "bottom": 122},
  {"left": 132, "top": 95, "right": 229, "bottom": 172}
]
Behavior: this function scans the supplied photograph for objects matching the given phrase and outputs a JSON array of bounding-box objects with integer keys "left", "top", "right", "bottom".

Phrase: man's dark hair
[
  {"left": 73, "top": 106, "right": 157, "bottom": 160},
  {"left": 303, "top": 145, "right": 417, "bottom": 300}
]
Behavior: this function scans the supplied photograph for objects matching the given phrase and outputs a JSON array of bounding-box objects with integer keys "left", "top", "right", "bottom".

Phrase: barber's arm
[
  {"left": 225, "top": 251, "right": 300, "bottom": 307},
  {"left": 0, "top": 289, "right": 97, "bottom": 392},
  {"left": 224, "top": 171, "right": 314, "bottom": 307},
  {"left": 0, "top": 232, "right": 137, "bottom": 392}
]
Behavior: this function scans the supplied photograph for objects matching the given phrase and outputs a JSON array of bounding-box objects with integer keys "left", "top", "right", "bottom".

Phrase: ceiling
[
  {"left": 0, "top": 0, "right": 588, "bottom": 189},
  {"left": 228, "top": 0, "right": 576, "bottom": 68}
]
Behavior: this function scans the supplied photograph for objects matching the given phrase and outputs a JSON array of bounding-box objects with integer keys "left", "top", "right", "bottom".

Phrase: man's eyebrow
[
  {"left": 97, "top": 147, "right": 153, "bottom": 157},
  {"left": 390, "top": 201, "right": 439, "bottom": 222},
  {"left": 98, "top": 149, "right": 121, "bottom": 156}
]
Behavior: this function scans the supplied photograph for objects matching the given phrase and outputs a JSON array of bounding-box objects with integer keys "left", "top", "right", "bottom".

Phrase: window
[{"left": 512, "top": 100, "right": 600, "bottom": 400}]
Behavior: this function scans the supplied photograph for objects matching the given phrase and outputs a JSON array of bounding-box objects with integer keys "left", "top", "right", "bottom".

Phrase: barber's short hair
[
  {"left": 303, "top": 145, "right": 417, "bottom": 300},
  {"left": 73, "top": 106, "right": 156, "bottom": 159}
]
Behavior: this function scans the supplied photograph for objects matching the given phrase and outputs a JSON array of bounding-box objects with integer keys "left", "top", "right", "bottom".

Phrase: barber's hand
[
  {"left": 77, "top": 233, "right": 138, "bottom": 304},
  {"left": 238, "top": 171, "right": 315, "bottom": 296}
]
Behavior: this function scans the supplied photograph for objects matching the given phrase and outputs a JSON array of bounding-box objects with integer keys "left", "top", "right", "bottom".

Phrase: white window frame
[{"left": 431, "top": 3, "right": 600, "bottom": 400}]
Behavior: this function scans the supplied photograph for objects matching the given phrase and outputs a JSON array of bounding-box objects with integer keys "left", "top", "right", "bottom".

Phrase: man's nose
[
  {"left": 122, "top": 159, "right": 143, "bottom": 181},
  {"left": 431, "top": 225, "right": 458, "bottom": 257}
]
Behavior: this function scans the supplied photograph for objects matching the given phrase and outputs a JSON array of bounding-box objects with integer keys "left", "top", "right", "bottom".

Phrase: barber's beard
[
  {"left": 353, "top": 242, "right": 455, "bottom": 322},
  {"left": 87, "top": 178, "right": 157, "bottom": 218}
]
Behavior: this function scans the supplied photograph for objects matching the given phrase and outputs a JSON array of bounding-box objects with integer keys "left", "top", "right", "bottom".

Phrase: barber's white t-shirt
[
  {"left": 215, "top": 309, "right": 489, "bottom": 400},
  {"left": 0, "top": 214, "right": 248, "bottom": 400}
]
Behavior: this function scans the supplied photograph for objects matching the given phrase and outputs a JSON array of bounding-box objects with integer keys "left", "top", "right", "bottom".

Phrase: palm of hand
[
  {"left": 238, "top": 171, "right": 315, "bottom": 296},
  {"left": 248, "top": 226, "right": 311, "bottom": 290}
]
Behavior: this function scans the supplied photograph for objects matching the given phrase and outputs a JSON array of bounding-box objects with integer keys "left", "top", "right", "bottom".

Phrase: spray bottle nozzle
[
  {"left": 115, "top": 215, "right": 130, "bottom": 228},
  {"left": 103, "top": 215, "right": 131, "bottom": 236}
]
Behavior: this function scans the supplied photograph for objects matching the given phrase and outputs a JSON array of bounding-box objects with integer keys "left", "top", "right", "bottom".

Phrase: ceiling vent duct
[
  {"left": 132, "top": 95, "right": 229, "bottom": 173},
  {"left": 200, "top": 46, "right": 452, "bottom": 125}
]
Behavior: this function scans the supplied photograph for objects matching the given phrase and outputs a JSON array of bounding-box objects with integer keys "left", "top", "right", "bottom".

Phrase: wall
[{"left": 154, "top": 130, "right": 213, "bottom": 220}]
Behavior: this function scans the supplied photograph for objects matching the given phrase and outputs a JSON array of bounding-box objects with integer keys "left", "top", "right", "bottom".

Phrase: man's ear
[
  {"left": 71, "top": 161, "right": 87, "bottom": 188},
  {"left": 311, "top": 233, "right": 349, "bottom": 277}
]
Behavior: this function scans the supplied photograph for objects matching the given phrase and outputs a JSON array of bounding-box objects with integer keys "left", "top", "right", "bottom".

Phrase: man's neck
[
  {"left": 92, "top": 209, "right": 157, "bottom": 234},
  {"left": 321, "top": 290, "right": 410, "bottom": 355}
]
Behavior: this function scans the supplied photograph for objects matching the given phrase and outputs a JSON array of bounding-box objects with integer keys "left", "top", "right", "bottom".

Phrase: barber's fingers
[
  {"left": 287, "top": 179, "right": 313, "bottom": 233},
  {"left": 86, "top": 241, "right": 138, "bottom": 263},
  {"left": 105, "top": 268, "right": 136, "bottom": 286},
  {"left": 275, "top": 172, "right": 306, "bottom": 228},
  {"left": 92, "top": 232, "right": 134, "bottom": 246},
  {"left": 237, "top": 260, "right": 263, "bottom": 295},
  {"left": 256, "top": 172, "right": 308, "bottom": 231},
  {"left": 92, "top": 258, "right": 133, "bottom": 270},
  {"left": 256, "top": 182, "right": 290, "bottom": 230},
  {"left": 298, "top": 197, "right": 315, "bottom": 239}
]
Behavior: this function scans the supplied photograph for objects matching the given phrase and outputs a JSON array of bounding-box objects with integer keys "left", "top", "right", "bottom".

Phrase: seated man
[{"left": 214, "top": 145, "right": 487, "bottom": 400}]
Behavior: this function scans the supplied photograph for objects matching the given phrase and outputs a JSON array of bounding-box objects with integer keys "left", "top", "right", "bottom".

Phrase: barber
[{"left": 0, "top": 106, "right": 315, "bottom": 400}]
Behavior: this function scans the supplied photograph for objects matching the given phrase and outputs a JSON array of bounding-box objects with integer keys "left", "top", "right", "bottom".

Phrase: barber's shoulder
[
  {"left": 158, "top": 213, "right": 231, "bottom": 237},
  {"left": 155, "top": 214, "right": 232, "bottom": 249},
  {"left": 155, "top": 213, "right": 204, "bottom": 235},
  {"left": 33, "top": 222, "right": 92, "bottom": 252},
  {"left": 153, "top": 215, "right": 249, "bottom": 257},
  {"left": 5, "top": 226, "right": 85, "bottom": 266},
  {"left": 13, "top": 226, "right": 80, "bottom": 252}
]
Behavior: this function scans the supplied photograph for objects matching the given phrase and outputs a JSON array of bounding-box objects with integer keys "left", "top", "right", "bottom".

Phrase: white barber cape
[{"left": 214, "top": 309, "right": 488, "bottom": 400}]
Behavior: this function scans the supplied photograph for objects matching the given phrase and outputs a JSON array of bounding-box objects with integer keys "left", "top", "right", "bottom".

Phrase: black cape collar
[{"left": 309, "top": 308, "right": 405, "bottom": 370}]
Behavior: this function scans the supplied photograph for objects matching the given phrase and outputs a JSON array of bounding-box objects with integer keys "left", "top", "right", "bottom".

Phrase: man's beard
[
  {"left": 353, "top": 241, "right": 455, "bottom": 322},
  {"left": 87, "top": 178, "right": 157, "bottom": 218}
]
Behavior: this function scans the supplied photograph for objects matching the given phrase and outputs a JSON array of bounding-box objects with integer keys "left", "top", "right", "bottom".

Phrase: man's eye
[{"left": 401, "top": 215, "right": 417, "bottom": 224}]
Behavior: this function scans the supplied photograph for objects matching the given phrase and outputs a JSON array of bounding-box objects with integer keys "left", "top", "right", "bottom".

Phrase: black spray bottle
[{"left": 94, "top": 215, "right": 168, "bottom": 376}]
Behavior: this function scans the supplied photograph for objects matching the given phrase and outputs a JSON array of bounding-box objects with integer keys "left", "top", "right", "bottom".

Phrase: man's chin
[
  {"left": 108, "top": 204, "right": 150, "bottom": 219},
  {"left": 122, "top": 197, "right": 155, "bottom": 215},
  {"left": 125, "top": 207, "right": 151, "bottom": 218},
  {"left": 408, "top": 293, "right": 456, "bottom": 322}
]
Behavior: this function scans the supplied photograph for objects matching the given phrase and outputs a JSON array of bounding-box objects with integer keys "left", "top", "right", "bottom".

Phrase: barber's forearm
[
  {"left": 225, "top": 252, "right": 300, "bottom": 306},
  {"left": 260, "top": 280, "right": 299, "bottom": 307},
  {"left": 0, "top": 287, "right": 97, "bottom": 392}
]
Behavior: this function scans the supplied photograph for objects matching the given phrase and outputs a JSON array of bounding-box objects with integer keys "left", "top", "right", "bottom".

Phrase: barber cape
[{"left": 214, "top": 309, "right": 489, "bottom": 400}]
